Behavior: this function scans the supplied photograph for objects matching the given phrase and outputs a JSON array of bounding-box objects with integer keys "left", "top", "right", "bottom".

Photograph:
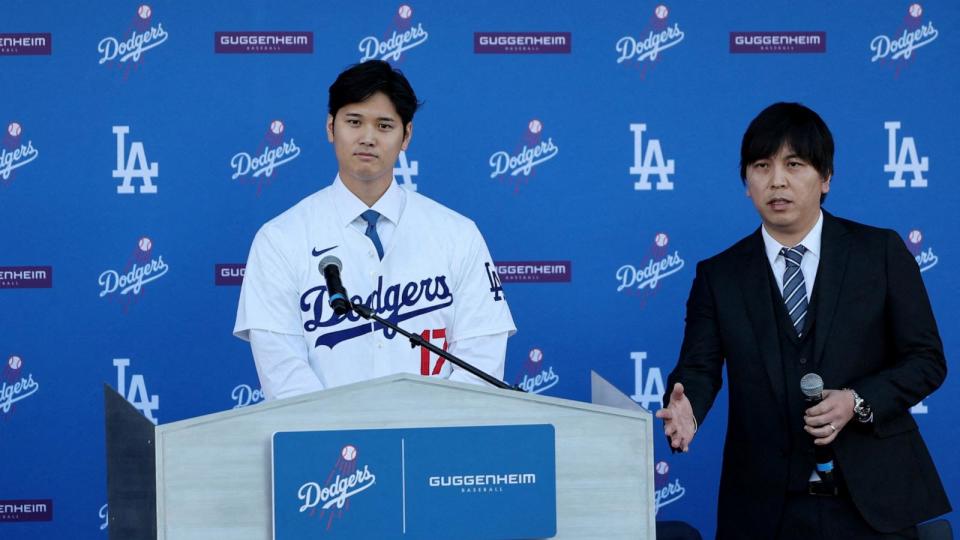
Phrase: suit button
[{"left": 799, "top": 357, "right": 808, "bottom": 365}]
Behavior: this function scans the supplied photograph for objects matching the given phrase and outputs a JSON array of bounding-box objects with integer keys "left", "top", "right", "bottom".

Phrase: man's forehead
[{"left": 338, "top": 92, "right": 400, "bottom": 119}]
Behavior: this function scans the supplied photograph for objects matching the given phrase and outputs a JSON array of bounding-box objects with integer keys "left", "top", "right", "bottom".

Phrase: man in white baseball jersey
[{"left": 234, "top": 60, "right": 516, "bottom": 400}]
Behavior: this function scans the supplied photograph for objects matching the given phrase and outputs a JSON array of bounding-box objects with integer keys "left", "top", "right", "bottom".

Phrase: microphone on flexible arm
[
  {"left": 800, "top": 373, "right": 838, "bottom": 494},
  {"left": 314, "top": 256, "right": 521, "bottom": 391},
  {"left": 318, "top": 255, "right": 351, "bottom": 315}
]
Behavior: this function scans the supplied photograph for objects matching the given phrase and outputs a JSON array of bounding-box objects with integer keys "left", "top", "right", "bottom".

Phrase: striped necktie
[{"left": 781, "top": 245, "right": 808, "bottom": 337}]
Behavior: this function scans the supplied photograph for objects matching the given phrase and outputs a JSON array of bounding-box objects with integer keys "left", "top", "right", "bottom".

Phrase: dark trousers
[{"left": 777, "top": 491, "right": 919, "bottom": 540}]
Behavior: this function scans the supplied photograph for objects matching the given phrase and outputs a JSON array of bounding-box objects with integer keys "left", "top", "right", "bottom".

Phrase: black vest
[{"left": 767, "top": 264, "right": 821, "bottom": 492}]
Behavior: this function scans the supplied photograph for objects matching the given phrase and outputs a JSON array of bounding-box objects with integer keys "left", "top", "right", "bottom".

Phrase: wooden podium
[{"left": 105, "top": 373, "right": 655, "bottom": 539}]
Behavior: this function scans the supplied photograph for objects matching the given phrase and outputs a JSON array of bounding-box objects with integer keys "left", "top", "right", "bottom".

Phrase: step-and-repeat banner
[{"left": 2, "top": 1, "right": 957, "bottom": 538}]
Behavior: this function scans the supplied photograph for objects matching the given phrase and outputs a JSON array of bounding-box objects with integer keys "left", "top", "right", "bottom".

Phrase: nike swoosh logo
[{"left": 311, "top": 245, "right": 338, "bottom": 257}]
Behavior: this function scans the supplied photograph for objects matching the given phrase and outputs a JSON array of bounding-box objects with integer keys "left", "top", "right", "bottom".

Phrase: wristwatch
[{"left": 845, "top": 388, "right": 873, "bottom": 423}]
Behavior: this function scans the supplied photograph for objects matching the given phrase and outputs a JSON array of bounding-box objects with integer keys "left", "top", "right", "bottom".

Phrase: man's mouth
[{"left": 768, "top": 197, "right": 792, "bottom": 210}]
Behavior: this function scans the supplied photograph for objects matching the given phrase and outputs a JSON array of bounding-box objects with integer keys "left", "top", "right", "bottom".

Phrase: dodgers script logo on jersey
[
  {"left": 231, "top": 119, "right": 301, "bottom": 196},
  {"left": 98, "top": 4, "right": 168, "bottom": 78},
  {"left": 299, "top": 247, "right": 453, "bottom": 349},
  {"left": 1, "top": 122, "right": 39, "bottom": 187},
  {"left": 617, "top": 233, "right": 685, "bottom": 308},
  {"left": 616, "top": 4, "right": 685, "bottom": 79},
  {"left": 297, "top": 445, "right": 377, "bottom": 530},
  {"left": 1, "top": 355, "right": 40, "bottom": 417},
  {"left": 489, "top": 119, "right": 559, "bottom": 193},
  {"left": 99, "top": 236, "right": 169, "bottom": 312},
  {"left": 884, "top": 121, "right": 928, "bottom": 189},
  {"left": 358, "top": 4, "right": 428, "bottom": 63},
  {"left": 870, "top": 3, "right": 938, "bottom": 78}
]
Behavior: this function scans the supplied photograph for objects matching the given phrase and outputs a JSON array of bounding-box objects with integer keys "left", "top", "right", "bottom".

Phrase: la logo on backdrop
[
  {"left": 488, "top": 118, "right": 559, "bottom": 193},
  {"left": 870, "top": 3, "right": 939, "bottom": 78},
  {"left": 615, "top": 4, "right": 685, "bottom": 79},
  {"left": 98, "top": 4, "right": 169, "bottom": 79},
  {"left": 1, "top": 355, "right": 41, "bottom": 419},
  {"left": 98, "top": 236, "right": 169, "bottom": 313},
  {"left": 296, "top": 445, "right": 378, "bottom": 531},
  {"left": 114, "top": 358, "right": 160, "bottom": 424},
  {"left": 629, "top": 122, "right": 674, "bottom": 191},
  {"left": 358, "top": 4, "right": 428, "bottom": 63},
  {"left": 884, "top": 120, "right": 929, "bottom": 189},
  {"left": 1, "top": 121, "right": 40, "bottom": 188},
  {"left": 230, "top": 119, "right": 301, "bottom": 196},
  {"left": 616, "top": 232, "right": 685, "bottom": 308}
]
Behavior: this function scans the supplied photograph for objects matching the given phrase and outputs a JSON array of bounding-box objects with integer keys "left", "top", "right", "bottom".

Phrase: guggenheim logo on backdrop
[
  {"left": 214, "top": 31, "right": 313, "bottom": 54},
  {"left": 730, "top": 31, "right": 826, "bottom": 53},
  {"left": 474, "top": 32, "right": 571, "bottom": 54},
  {"left": 0, "top": 33, "right": 51, "bottom": 55}
]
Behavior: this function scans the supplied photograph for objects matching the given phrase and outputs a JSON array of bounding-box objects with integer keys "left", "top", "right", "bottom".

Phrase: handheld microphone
[
  {"left": 800, "top": 373, "right": 835, "bottom": 483},
  {"left": 318, "top": 255, "right": 351, "bottom": 316}
]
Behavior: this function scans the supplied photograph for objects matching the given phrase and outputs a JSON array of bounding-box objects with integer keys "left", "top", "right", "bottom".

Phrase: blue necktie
[
  {"left": 361, "top": 210, "right": 384, "bottom": 260},
  {"left": 781, "top": 245, "right": 808, "bottom": 337}
]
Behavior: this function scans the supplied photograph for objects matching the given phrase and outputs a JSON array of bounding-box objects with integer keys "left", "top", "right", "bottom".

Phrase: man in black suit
[{"left": 656, "top": 102, "right": 950, "bottom": 539}]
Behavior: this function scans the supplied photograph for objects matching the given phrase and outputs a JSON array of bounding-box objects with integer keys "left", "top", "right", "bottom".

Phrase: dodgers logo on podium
[{"left": 273, "top": 424, "right": 556, "bottom": 539}]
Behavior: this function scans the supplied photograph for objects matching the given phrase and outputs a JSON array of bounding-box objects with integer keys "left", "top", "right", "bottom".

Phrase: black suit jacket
[{"left": 666, "top": 211, "right": 950, "bottom": 538}]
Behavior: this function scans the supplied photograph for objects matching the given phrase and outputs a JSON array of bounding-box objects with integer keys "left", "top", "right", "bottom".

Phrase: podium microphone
[
  {"left": 800, "top": 373, "right": 836, "bottom": 487},
  {"left": 318, "top": 255, "right": 351, "bottom": 315}
]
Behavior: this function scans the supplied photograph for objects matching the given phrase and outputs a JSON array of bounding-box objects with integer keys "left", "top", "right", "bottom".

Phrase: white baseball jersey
[{"left": 235, "top": 176, "right": 516, "bottom": 393}]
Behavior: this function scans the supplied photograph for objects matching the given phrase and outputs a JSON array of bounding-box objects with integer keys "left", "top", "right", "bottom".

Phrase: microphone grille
[
  {"left": 318, "top": 255, "right": 342, "bottom": 272},
  {"left": 800, "top": 373, "right": 824, "bottom": 398}
]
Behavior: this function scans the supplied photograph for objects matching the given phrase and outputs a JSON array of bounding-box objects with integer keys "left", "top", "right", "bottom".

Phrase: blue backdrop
[{"left": 1, "top": 1, "right": 957, "bottom": 538}]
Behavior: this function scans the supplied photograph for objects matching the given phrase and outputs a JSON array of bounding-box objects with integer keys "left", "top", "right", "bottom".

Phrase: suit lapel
[
  {"left": 736, "top": 229, "right": 788, "bottom": 413},
  {"left": 813, "top": 211, "right": 852, "bottom": 371}
]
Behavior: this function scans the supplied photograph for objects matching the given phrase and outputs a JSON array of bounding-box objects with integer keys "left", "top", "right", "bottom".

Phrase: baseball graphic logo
[
  {"left": 270, "top": 120, "right": 285, "bottom": 135},
  {"left": 528, "top": 119, "right": 542, "bottom": 134},
  {"left": 529, "top": 348, "right": 543, "bottom": 364},
  {"left": 908, "top": 3, "right": 922, "bottom": 18},
  {"left": 138, "top": 236, "right": 153, "bottom": 252},
  {"left": 398, "top": 4, "right": 413, "bottom": 19},
  {"left": 909, "top": 229, "right": 923, "bottom": 244},
  {"left": 138, "top": 4, "right": 152, "bottom": 19},
  {"left": 7, "top": 122, "right": 22, "bottom": 137},
  {"left": 655, "top": 4, "right": 669, "bottom": 19},
  {"left": 341, "top": 444, "right": 358, "bottom": 461},
  {"left": 655, "top": 461, "right": 670, "bottom": 475},
  {"left": 8, "top": 355, "right": 22, "bottom": 370},
  {"left": 655, "top": 232, "right": 669, "bottom": 247}
]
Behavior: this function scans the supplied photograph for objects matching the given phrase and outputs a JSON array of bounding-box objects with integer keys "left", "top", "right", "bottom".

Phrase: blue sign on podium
[{"left": 272, "top": 424, "right": 557, "bottom": 539}]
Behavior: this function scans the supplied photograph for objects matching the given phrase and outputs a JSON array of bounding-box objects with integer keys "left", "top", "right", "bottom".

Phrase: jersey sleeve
[
  {"left": 448, "top": 222, "right": 517, "bottom": 343},
  {"left": 234, "top": 225, "right": 304, "bottom": 340}
]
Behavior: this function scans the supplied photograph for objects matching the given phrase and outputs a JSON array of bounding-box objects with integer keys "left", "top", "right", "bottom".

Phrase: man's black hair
[
  {"left": 740, "top": 102, "right": 834, "bottom": 201},
  {"left": 328, "top": 60, "right": 421, "bottom": 129}
]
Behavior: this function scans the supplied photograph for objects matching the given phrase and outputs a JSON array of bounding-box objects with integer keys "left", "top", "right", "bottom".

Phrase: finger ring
[{"left": 828, "top": 423, "right": 836, "bottom": 432}]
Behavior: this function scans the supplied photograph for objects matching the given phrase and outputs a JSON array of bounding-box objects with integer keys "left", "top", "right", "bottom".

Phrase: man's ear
[
  {"left": 326, "top": 114, "right": 335, "bottom": 143},
  {"left": 401, "top": 122, "right": 413, "bottom": 151}
]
